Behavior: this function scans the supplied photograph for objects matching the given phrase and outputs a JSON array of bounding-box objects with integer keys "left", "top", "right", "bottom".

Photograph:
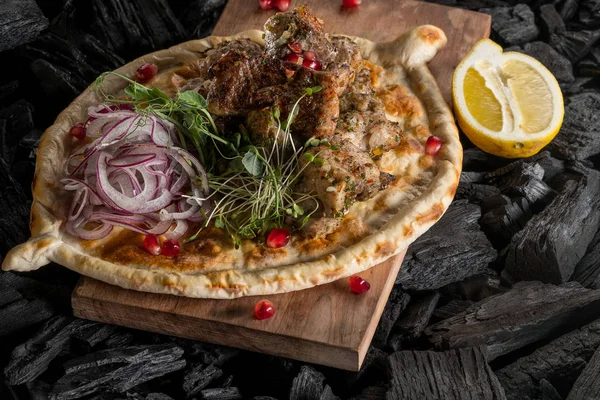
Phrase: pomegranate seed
[
  {"left": 161, "top": 239, "right": 180, "bottom": 257},
  {"left": 302, "top": 59, "right": 322, "bottom": 71},
  {"left": 342, "top": 0, "right": 362, "bottom": 7},
  {"left": 135, "top": 63, "right": 158, "bottom": 83},
  {"left": 425, "top": 136, "right": 443, "bottom": 156},
  {"left": 288, "top": 41, "right": 302, "bottom": 54},
  {"left": 284, "top": 53, "right": 303, "bottom": 65},
  {"left": 349, "top": 275, "right": 370, "bottom": 294},
  {"left": 254, "top": 299, "right": 276, "bottom": 320},
  {"left": 275, "top": 0, "right": 291, "bottom": 11},
  {"left": 303, "top": 50, "right": 318, "bottom": 61},
  {"left": 69, "top": 123, "right": 86, "bottom": 140},
  {"left": 143, "top": 235, "right": 161, "bottom": 255},
  {"left": 266, "top": 228, "right": 290, "bottom": 248},
  {"left": 259, "top": 0, "right": 275, "bottom": 9}
]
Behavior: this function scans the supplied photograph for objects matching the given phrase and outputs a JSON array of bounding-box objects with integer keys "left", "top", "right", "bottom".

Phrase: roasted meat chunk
[{"left": 299, "top": 143, "right": 381, "bottom": 217}]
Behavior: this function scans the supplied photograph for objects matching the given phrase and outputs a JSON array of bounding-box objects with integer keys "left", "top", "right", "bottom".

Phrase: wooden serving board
[{"left": 72, "top": 0, "right": 490, "bottom": 371}]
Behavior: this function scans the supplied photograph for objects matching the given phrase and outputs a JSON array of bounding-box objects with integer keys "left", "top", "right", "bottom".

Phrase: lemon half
[{"left": 452, "top": 39, "right": 564, "bottom": 158}]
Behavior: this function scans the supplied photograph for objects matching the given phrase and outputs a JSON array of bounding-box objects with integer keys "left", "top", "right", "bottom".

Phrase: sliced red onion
[{"left": 63, "top": 106, "right": 209, "bottom": 241}]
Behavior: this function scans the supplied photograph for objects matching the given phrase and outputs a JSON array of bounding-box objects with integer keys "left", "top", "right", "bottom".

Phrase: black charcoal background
[{"left": 0, "top": 0, "right": 599, "bottom": 399}]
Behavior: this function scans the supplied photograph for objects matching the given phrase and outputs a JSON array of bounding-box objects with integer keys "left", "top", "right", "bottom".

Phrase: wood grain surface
[
  {"left": 212, "top": 0, "right": 491, "bottom": 103},
  {"left": 73, "top": 251, "right": 405, "bottom": 371},
  {"left": 72, "top": 0, "right": 491, "bottom": 371}
]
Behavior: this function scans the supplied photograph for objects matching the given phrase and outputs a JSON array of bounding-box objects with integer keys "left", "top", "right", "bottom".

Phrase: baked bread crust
[{"left": 2, "top": 26, "right": 462, "bottom": 299}]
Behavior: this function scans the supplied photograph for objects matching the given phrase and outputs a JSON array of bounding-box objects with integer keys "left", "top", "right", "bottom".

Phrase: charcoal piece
[
  {"left": 550, "top": 30, "right": 600, "bottom": 63},
  {"left": 578, "top": 0, "right": 600, "bottom": 29},
  {"left": 577, "top": 49, "right": 600, "bottom": 77},
  {"left": 440, "top": 273, "right": 506, "bottom": 302},
  {"left": 462, "top": 148, "right": 497, "bottom": 171},
  {"left": 372, "top": 288, "right": 411, "bottom": 348},
  {"left": 397, "top": 200, "right": 497, "bottom": 291},
  {"left": 482, "top": 194, "right": 511, "bottom": 213},
  {"left": 496, "top": 317, "right": 600, "bottom": 400},
  {"left": 320, "top": 386, "right": 340, "bottom": 400},
  {"left": 481, "top": 4, "right": 539, "bottom": 46},
  {"left": 87, "top": 0, "right": 184, "bottom": 56},
  {"left": 536, "top": 151, "right": 566, "bottom": 182},
  {"left": 561, "top": 77, "right": 596, "bottom": 95},
  {"left": 505, "top": 166, "right": 600, "bottom": 283},
  {"left": 177, "top": 0, "right": 228, "bottom": 39},
  {"left": 73, "top": 322, "right": 119, "bottom": 349},
  {"left": 350, "top": 385, "right": 387, "bottom": 400},
  {"left": 183, "top": 363, "right": 223, "bottom": 398},
  {"left": 103, "top": 331, "right": 135, "bottom": 348},
  {"left": 199, "top": 387, "right": 242, "bottom": 400},
  {"left": 29, "top": 59, "right": 82, "bottom": 107},
  {"left": 485, "top": 156, "right": 545, "bottom": 181},
  {"left": 0, "top": 297, "right": 54, "bottom": 337},
  {"left": 455, "top": 182, "right": 501, "bottom": 205},
  {"left": 3, "top": 316, "right": 84, "bottom": 385},
  {"left": 392, "top": 292, "right": 440, "bottom": 344},
  {"left": 559, "top": 0, "right": 579, "bottom": 21},
  {"left": 0, "top": 80, "right": 19, "bottom": 103},
  {"left": 0, "top": 99, "right": 35, "bottom": 165},
  {"left": 521, "top": 42, "right": 574, "bottom": 84},
  {"left": 571, "top": 229, "right": 600, "bottom": 288},
  {"left": 432, "top": 299, "right": 475, "bottom": 320},
  {"left": 460, "top": 171, "right": 485, "bottom": 183},
  {"left": 550, "top": 93, "right": 600, "bottom": 160},
  {"left": 252, "top": 397, "right": 278, "bottom": 400},
  {"left": 540, "top": 379, "right": 563, "bottom": 400},
  {"left": 0, "top": 270, "right": 72, "bottom": 310},
  {"left": 565, "top": 345, "right": 600, "bottom": 399},
  {"left": 0, "top": 287, "right": 22, "bottom": 308},
  {"left": 426, "top": 281, "right": 600, "bottom": 360},
  {"left": 386, "top": 347, "right": 506, "bottom": 399},
  {"left": 290, "top": 366, "right": 326, "bottom": 400},
  {"left": 539, "top": 4, "right": 567, "bottom": 39},
  {"left": 480, "top": 198, "right": 533, "bottom": 246},
  {"left": 0, "top": 0, "right": 49, "bottom": 52},
  {"left": 146, "top": 394, "right": 174, "bottom": 400},
  {"left": 51, "top": 344, "right": 186, "bottom": 399}
]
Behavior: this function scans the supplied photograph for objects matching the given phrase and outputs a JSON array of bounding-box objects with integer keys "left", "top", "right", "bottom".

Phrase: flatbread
[{"left": 2, "top": 25, "right": 462, "bottom": 298}]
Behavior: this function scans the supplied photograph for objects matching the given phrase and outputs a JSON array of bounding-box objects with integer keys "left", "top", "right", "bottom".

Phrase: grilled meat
[{"left": 299, "top": 143, "right": 381, "bottom": 217}]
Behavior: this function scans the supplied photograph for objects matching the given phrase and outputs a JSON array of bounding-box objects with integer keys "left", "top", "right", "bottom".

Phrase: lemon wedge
[{"left": 452, "top": 38, "right": 564, "bottom": 158}]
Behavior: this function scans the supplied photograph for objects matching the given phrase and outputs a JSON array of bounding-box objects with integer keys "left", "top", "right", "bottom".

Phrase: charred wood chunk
[
  {"left": 440, "top": 273, "right": 507, "bottom": 302},
  {"left": 183, "top": 363, "right": 223, "bottom": 399},
  {"left": 350, "top": 385, "right": 387, "bottom": 400},
  {"left": 3, "top": 316, "right": 86, "bottom": 385},
  {"left": 425, "top": 281, "right": 600, "bottom": 361},
  {"left": 455, "top": 182, "right": 501, "bottom": 205},
  {"left": 146, "top": 394, "right": 175, "bottom": 400},
  {"left": 549, "top": 30, "right": 600, "bottom": 64},
  {"left": 505, "top": 166, "right": 600, "bottom": 284},
  {"left": 550, "top": 93, "right": 600, "bottom": 160},
  {"left": 480, "top": 197, "right": 533, "bottom": 248},
  {"left": 559, "top": 0, "right": 579, "bottom": 21},
  {"left": 577, "top": 47, "right": 600, "bottom": 78},
  {"left": 540, "top": 379, "right": 563, "bottom": 400},
  {"left": 535, "top": 151, "right": 566, "bottom": 183},
  {"left": 51, "top": 344, "right": 186, "bottom": 399},
  {"left": 393, "top": 292, "right": 440, "bottom": 342},
  {"left": 176, "top": 0, "right": 228, "bottom": 39},
  {"left": 571, "top": 229, "right": 600, "bottom": 289},
  {"left": 199, "top": 387, "right": 242, "bottom": 400},
  {"left": 386, "top": 347, "right": 506, "bottom": 400},
  {"left": 481, "top": 4, "right": 539, "bottom": 46},
  {"left": 460, "top": 171, "right": 485, "bottom": 183},
  {"left": 432, "top": 299, "right": 475, "bottom": 320},
  {"left": 290, "top": 365, "right": 327, "bottom": 400},
  {"left": 397, "top": 200, "right": 498, "bottom": 291},
  {"left": 496, "top": 317, "right": 600, "bottom": 400},
  {"left": 578, "top": 0, "right": 600, "bottom": 29},
  {"left": 0, "top": 100, "right": 35, "bottom": 165},
  {"left": 486, "top": 159, "right": 556, "bottom": 206},
  {"left": 30, "top": 59, "right": 83, "bottom": 107},
  {"left": 0, "top": 287, "right": 22, "bottom": 308},
  {"left": 0, "top": 0, "right": 49, "bottom": 52},
  {"left": 539, "top": 4, "right": 567, "bottom": 40},
  {"left": 72, "top": 322, "right": 118, "bottom": 350},
  {"left": 521, "top": 42, "right": 574, "bottom": 84},
  {"left": 372, "top": 287, "right": 410, "bottom": 348},
  {"left": 482, "top": 194, "right": 511, "bottom": 214},
  {"left": 566, "top": 345, "right": 600, "bottom": 400},
  {"left": 0, "top": 297, "right": 54, "bottom": 337},
  {"left": 87, "top": 0, "right": 184, "bottom": 56}
]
